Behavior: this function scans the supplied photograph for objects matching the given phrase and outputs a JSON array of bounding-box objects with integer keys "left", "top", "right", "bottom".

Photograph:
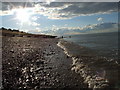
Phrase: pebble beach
[{"left": 2, "top": 36, "right": 87, "bottom": 89}]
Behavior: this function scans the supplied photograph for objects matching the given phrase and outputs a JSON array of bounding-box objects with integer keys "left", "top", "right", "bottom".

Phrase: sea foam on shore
[{"left": 57, "top": 40, "right": 119, "bottom": 89}]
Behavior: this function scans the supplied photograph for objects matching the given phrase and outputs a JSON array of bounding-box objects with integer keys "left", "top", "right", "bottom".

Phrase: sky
[{"left": 0, "top": 1, "right": 119, "bottom": 36}]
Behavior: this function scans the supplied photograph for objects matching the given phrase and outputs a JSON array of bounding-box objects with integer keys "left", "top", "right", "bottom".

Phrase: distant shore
[{"left": 0, "top": 27, "right": 57, "bottom": 38}]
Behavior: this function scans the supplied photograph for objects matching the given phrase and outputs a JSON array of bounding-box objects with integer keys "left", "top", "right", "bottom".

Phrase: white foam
[{"left": 57, "top": 40, "right": 110, "bottom": 89}]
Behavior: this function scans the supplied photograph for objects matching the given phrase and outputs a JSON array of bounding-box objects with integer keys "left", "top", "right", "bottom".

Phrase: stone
[{"left": 10, "top": 50, "right": 14, "bottom": 53}]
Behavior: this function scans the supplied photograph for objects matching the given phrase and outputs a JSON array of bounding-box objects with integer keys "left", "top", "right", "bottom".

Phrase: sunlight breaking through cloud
[{"left": 1, "top": 2, "right": 118, "bottom": 20}]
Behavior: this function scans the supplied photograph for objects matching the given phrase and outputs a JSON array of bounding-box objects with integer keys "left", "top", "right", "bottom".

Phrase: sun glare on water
[{"left": 15, "top": 8, "right": 30, "bottom": 23}]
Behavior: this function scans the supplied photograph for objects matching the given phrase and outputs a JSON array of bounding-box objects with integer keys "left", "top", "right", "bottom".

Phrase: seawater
[
  {"left": 58, "top": 32, "right": 119, "bottom": 89},
  {"left": 64, "top": 32, "right": 118, "bottom": 60}
]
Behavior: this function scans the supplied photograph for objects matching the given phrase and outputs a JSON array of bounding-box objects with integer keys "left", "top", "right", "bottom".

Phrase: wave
[{"left": 57, "top": 39, "right": 120, "bottom": 89}]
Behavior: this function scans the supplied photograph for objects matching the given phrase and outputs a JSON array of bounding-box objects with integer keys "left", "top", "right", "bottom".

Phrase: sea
[{"left": 58, "top": 32, "right": 119, "bottom": 88}]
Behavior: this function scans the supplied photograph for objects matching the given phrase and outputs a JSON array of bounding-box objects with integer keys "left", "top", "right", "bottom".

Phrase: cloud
[
  {"left": 29, "top": 22, "right": 40, "bottom": 26},
  {"left": 0, "top": 2, "right": 118, "bottom": 19},
  {"left": 40, "top": 22, "right": 118, "bottom": 35},
  {"left": 64, "top": 24, "right": 68, "bottom": 26},
  {"left": 32, "top": 2, "right": 118, "bottom": 19},
  {"left": 97, "top": 17, "right": 103, "bottom": 21},
  {"left": 22, "top": 27, "right": 42, "bottom": 34},
  {"left": 1, "top": 0, "right": 120, "bottom": 2},
  {"left": 35, "top": 27, "right": 41, "bottom": 32},
  {"left": 44, "top": 0, "right": 56, "bottom": 5},
  {"left": 64, "top": 32, "right": 82, "bottom": 35},
  {"left": 0, "top": 2, "right": 34, "bottom": 15},
  {"left": 31, "top": 16, "right": 39, "bottom": 21}
]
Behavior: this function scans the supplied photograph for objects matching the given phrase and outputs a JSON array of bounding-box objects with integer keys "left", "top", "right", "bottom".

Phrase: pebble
[
  {"left": 27, "top": 44, "right": 30, "bottom": 46},
  {"left": 10, "top": 50, "right": 14, "bottom": 53},
  {"left": 35, "top": 67, "right": 44, "bottom": 72},
  {"left": 66, "top": 56, "right": 69, "bottom": 58},
  {"left": 46, "top": 67, "right": 52, "bottom": 69},
  {"left": 55, "top": 79, "right": 59, "bottom": 83},
  {"left": 36, "top": 60, "right": 44, "bottom": 65},
  {"left": 47, "top": 73, "right": 50, "bottom": 77}
]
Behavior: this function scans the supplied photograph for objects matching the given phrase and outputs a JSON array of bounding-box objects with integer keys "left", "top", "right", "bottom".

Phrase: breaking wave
[{"left": 57, "top": 40, "right": 120, "bottom": 89}]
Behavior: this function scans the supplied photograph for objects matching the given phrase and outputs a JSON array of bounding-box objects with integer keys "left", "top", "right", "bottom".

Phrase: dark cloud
[
  {"left": 1, "top": 0, "right": 120, "bottom": 2},
  {"left": 1, "top": 2, "right": 33, "bottom": 11},
  {"left": 37, "top": 2, "right": 68, "bottom": 7},
  {"left": 61, "top": 2, "right": 118, "bottom": 14},
  {"left": 1, "top": 2, "right": 118, "bottom": 19},
  {"left": 33, "top": 2, "right": 118, "bottom": 19}
]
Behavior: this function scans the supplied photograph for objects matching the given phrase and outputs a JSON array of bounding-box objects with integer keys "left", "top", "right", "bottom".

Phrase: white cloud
[
  {"left": 33, "top": 3, "right": 72, "bottom": 19},
  {"left": 32, "top": 22, "right": 40, "bottom": 26},
  {"left": 35, "top": 27, "right": 41, "bottom": 32},
  {"left": 52, "top": 25, "right": 56, "bottom": 27},
  {"left": 0, "top": 10, "right": 13, "bottom": 16},
  {"left": 29, "top": 22, "right": 40, "bottom": 26},
  {"left": 64, "top": 24, "right": 68, "bottom": 26},
  {"left": 97, "top": 17, "right": 103, "bottom": 21},
  {"left": 40, "top": 22, "right": 118, "bottom": 35},
  {"left": 27, "top": 28, "right": 42, "bottom": 34},
  {"left": 31, "top": 16, "right": 39, "bottom": 21},
  {"left": 45, "top": 0, "right": 56, "bottom": 5}
]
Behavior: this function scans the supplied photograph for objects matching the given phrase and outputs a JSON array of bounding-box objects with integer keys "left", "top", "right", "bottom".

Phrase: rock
[
  {"left": 66, "top": 56, "right": 69, "bottom": 58},
  {"left": 48, "top": 67, "right": 52, "bottom": 69},
  {"left": 55, "top": 79, "right": 59, "bottom": 83},
  {"left": 47, "top": 73, "right": 50, "bottom": 77},
  {"left": 35, "top": 67, "right": 44, "bottom": 72},
  {"left": 36, "top": 60, "right": 44, "bottom": 65},
  {"left": 10, "top": 50, "right": 14, "bottom": 53},
  {"left": 80, "top": 65, "right": 85, "bottom": 69},
  {"left": 11, "top": 56, "right": 15, "bottom": 58},
  {"left": 27, "top": 44, "right": 30, "bottom": 46}
]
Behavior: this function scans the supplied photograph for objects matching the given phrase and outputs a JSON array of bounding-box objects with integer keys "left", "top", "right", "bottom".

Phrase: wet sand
[{"left": 2, "top": 36, "right": 87, "bottom": 89}]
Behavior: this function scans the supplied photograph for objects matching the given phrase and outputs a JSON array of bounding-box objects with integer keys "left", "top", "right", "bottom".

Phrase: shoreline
[
  {"left": 57, "top": 39, "right": 120, "bottom": 89},
  {"left": 2, "top": 36, "right": 87, "bottom": 89}
]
